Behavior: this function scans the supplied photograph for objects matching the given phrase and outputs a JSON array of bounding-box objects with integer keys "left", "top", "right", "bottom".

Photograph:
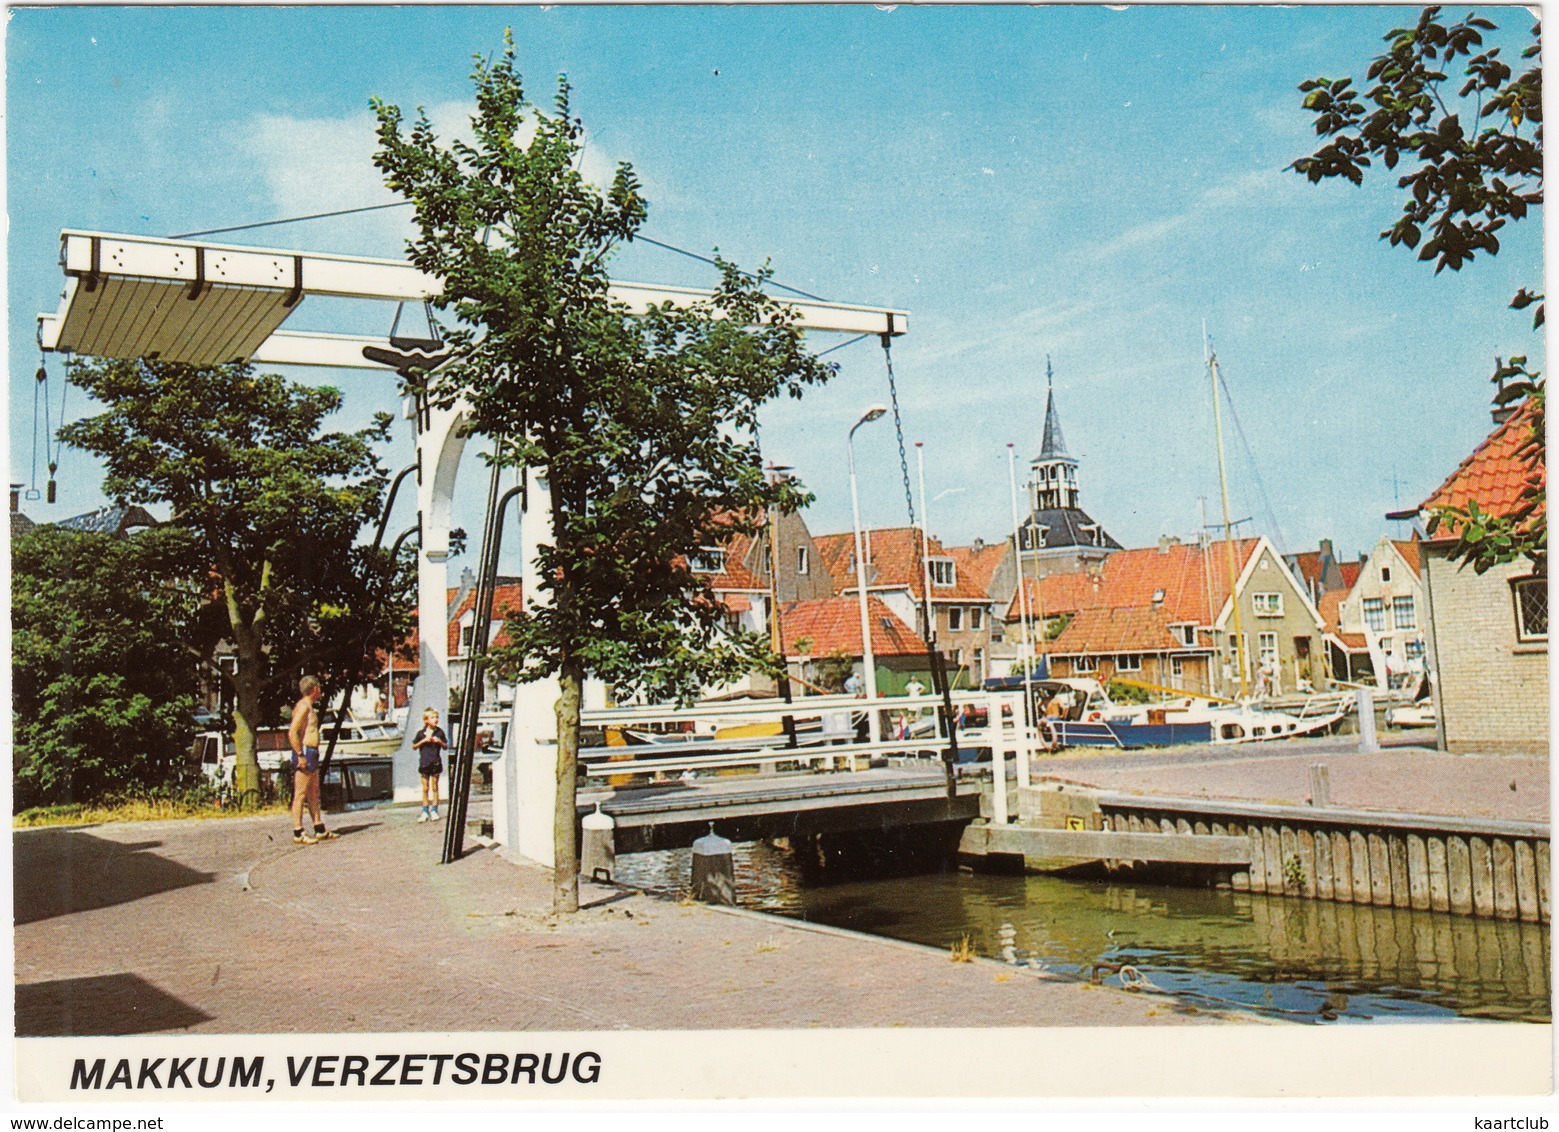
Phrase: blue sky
[{"left": 7, "top": 5, "right": 1544, "bottom": 575}]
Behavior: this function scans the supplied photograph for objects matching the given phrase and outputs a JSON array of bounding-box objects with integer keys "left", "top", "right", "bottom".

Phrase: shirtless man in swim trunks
[{"left": 289, "top": 675, "right": 338, "bottom": 845}]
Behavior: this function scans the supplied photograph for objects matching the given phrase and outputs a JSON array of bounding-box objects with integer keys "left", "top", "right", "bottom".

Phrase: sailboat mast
[{"left": 1208, "top": 350, "right": 1248, "bottom": 699}]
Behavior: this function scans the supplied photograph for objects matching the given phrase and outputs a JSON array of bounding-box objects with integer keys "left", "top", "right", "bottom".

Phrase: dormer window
[
  {"left": 928, "top": 557, "right": 956, "bottom": 588},
  {"left": 688, "top": 547, "right": 726, "bottom": 574},
  {"left": 1152, "top": 588, "right": 1165, "bottom": 605}
]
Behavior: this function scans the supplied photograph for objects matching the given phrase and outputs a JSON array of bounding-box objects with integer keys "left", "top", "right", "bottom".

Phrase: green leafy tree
[
  {"left": 11, "top": 524, "right": 201, "bottom": 809},
  {"left": 373, "top": 35, "right": 834, "bottom": 911},
  {"left": 59, "top": 359, "right": 402, "bottom": 799},
  {"left": 1293, "top": 6, "right": 1543, "bottom": 569}
]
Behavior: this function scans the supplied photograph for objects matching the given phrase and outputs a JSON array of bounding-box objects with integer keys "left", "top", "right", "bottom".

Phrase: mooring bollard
[
  {"left": 690, "top": 823, "right": 736, "bottom": 905},
  {"left": 580, "top": 803, "right": 615, "bottom": 883},
  {"left": 1309, "top": 763, "right": 1331, "bottom": 807},
  {"left": 1355, "top": 687, "right": 1379, "bottom": 753}
]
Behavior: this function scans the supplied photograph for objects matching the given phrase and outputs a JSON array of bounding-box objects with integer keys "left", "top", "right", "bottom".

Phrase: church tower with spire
[{"left": 1016, "top": 359, "right": 1120, "bottom": 578}]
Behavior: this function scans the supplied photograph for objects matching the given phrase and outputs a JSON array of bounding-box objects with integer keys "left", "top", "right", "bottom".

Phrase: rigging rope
[{"left": 1213, "top": 361, "right": 1289, "bottom": 558}]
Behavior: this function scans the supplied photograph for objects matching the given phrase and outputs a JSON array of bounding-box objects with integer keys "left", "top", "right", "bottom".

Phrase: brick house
[
  {"left": 1400, "top": 400, "right": 1546, "bottom": 755},
  {"left": 1022, "top": 535, "right": 1329, "bottom": 698},
  {"left": 1332, "top": 535, "right": 1428, "bottom": 692},
  {"left": 1319, "top": 588, "right": 1372, "bottom": 685},
  {"left": 779, "top": 594, "right": 931, "bottom": 693},
  {"left": 814, "top": 526, "right": 993, "bottom": 686},
  {"left": 1285, "top": 538, "right": 1362, "bottom": 605}
]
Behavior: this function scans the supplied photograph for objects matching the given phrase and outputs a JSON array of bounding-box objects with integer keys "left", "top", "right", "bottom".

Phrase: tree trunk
[
  {"left": 231, "top": 659, "right": 263, "bottom": 803},
  {"left": 552, "top": 657, "right": 583, "bottom": 913}
]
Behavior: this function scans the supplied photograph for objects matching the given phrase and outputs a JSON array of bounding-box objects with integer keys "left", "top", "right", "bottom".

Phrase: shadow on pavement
[
  {"left": 17, "top": 973, "right": 213, "bottom": 1036},
  {"left": 13, "top": 829, "right": 214, "bottom": 926}
]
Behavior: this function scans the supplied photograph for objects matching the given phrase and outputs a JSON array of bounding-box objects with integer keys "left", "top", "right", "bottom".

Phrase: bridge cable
[
  {"left": 879, "top": 333, "right": 960, "bottom": 794},
  {"left": 170, "top": 206, "right": 828, "bottom": 306}
]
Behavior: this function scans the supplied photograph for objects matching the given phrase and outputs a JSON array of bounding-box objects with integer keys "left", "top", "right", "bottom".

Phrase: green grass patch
[{"left": 14, "top": 796, "right": 287, "bottom": 828}]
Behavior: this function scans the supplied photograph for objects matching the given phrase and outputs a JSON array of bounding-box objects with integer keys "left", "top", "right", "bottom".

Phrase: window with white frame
[
  {"left": 972, "top": 648, "right": 984, "bottom": 678},
  {"left": 1171, "top": 656, "right": 1185, "bottom": 677},
  {"left": 1074, "top": 655, "right": 1097, "bottom": 673},
  {"left": 928, "top": 557, "right": 956, "bottom": 587},
  {"left": 970, "top": 607, "right": 984, "bottom": 629},
  {"left": 1391, "top": 595, "right": 1416, "bottom": 630},
  {"left": 1258, "top": 632, "right": 1278, "bottom": 664},
  {"left": 688, "top": 547, "right": 726, "bottom": 574},
  {"left": 1252, "top": 592, "right": 1283, "bottom": 617},
  {"left": 1117, "top": 654, "right": 1142, "bottom": 671},
  {"left": 1513, "top": 577, "right": 1548, "bottom": 641},
  {"left": 1362, "top": 597, "right": 1386, "bottom": 633},
  {"left": 1381, "top": 565, "right": 1392, "bottom": 583},
  {"left": 796, "top": 546, "right": 809, "bottom": 576},
  {"left": 947, "top": 606, "right": 963, "bottom": 631},
  {"left": 1173, "top": 623, "right": 1198, "bottom": 647},
  {"left": 1405, "top": 639, "right": 1426, "bottom": 659}
]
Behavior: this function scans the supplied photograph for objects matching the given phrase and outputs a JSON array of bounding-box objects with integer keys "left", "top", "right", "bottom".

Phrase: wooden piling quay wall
[{"left": 1094, "top": 792, "right": 1549, "bottom": 924}]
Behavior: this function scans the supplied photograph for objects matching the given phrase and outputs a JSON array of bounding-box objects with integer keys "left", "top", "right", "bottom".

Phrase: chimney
[
  {"left": 972, "top": 538, "right": 984, "bottom": 553},
  {"left": 1158, "top": 534, "right": 1181, "bottom": 555},
  {"left": 9, "top": 485, "right": 20, "bottom": 514}
]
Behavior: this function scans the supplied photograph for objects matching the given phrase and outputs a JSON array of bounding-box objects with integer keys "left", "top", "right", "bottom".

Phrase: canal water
[{"left": 614, "top": 842, "right": 1551, "bottom": 1023}]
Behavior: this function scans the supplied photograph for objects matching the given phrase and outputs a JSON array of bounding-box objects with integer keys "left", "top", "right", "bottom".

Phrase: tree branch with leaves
[
  {"left": 60, "top": 359, "right": 404, "bottom": 799},
  {"left": 1293, "top": 6, "right": 1543, "bottom": 569}
]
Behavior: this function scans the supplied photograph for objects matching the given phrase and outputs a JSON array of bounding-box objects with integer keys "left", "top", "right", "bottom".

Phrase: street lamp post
[{"left": 849, "top": 405, "right": 888, "bottom": 744}]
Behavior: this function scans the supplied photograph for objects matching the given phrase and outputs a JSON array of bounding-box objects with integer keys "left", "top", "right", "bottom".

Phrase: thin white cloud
[
  {"left": 246, "top": 100, "right": 636, "bottom": 256},
  {"left": 1091, "top": 168, "right": 1288, "bottom": 261}
]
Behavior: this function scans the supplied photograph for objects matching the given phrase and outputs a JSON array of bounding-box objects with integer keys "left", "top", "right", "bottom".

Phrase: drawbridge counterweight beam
[{"left": 37, "top": 230, "right": 908, "bottom": 369}]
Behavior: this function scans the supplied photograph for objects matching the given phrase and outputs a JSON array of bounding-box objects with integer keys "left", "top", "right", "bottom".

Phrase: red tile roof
[
  {"left": 1006, "top": 571, "right": 1105, "bottom": 621},
  {"left": 1390, "top": 537, "right": 1423, "bottom": 578},
  {"left": 1048, "top": 606, "right": 1185, "bottom": 655},
  {"left": 947, "top": 541, "right": 1007, "bottom": 595},
  {"left": 816, "top": 526, "right": 991, "bottom": 601},
  {"left": 1421, "top": 399, "right": 1545, "bottom": 533},
  {"left": 1339, "top": 560, "right": 1362, "bottom": 589},
  {"left": 448, "top": 583, "right": 524, "bottom": 653},
  {"left": 1010, "top": 539, "right": 1261, "bottom": 626},
  {"left": 781, "top": 596, "right": 929, "bottom": 659}
]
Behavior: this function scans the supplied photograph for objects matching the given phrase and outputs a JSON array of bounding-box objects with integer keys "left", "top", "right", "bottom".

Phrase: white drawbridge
[{"left": 37, "top": 228, "right": 909, "bottom": 865}]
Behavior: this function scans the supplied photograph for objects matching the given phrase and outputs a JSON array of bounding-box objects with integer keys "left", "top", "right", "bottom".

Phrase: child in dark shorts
[{"left": 413, "top": 708, "right": 449, "bottom": 823}]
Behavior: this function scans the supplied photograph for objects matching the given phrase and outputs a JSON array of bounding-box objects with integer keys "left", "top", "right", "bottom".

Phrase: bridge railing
[{"left": 578, "top": 689, "right": 1049, "bottom": 794}]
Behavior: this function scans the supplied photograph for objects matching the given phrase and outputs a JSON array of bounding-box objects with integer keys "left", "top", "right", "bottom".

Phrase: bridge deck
[{"left": 579, "top": 765, "right": 982, "bottom": 852}]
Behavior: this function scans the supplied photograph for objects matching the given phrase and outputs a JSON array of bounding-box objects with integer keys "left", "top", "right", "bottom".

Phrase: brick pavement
[{"left": 14, "top": 807, "right": 1231, "bottom": 1036}]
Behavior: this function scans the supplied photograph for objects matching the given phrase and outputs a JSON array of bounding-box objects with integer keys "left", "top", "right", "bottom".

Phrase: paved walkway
[
  {"left": 14, "top": 807, "right": 1232, "bottom": 1037},
  {"left": 1032, "top": 737, "right": 1548, "bottom": 824}
]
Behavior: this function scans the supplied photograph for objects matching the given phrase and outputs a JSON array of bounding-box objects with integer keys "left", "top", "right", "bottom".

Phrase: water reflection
[{"left": 613, "top": 842, "right": 1550, "bottom": 1023}]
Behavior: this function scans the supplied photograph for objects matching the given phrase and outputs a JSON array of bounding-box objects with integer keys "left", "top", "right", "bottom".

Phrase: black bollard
[{"left": 690, "top": 823, "right": 736, "bottom": 905}]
